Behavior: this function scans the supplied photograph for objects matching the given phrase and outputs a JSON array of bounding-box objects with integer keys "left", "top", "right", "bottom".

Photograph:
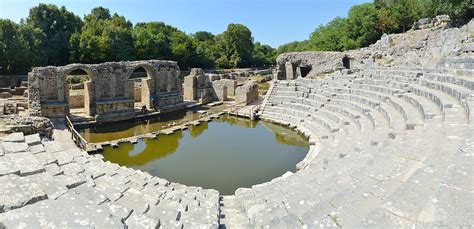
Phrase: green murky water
[
  {"left": 98, "top": 115, "right": 309, "bottom": 194},
  {"left": 79, "top": 106, "right": 228, "bottom": 143}
]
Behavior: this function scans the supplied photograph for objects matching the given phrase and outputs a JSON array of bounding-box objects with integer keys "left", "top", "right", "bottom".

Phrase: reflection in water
[
  {"left": 261, "top": 122, "right": 309, "bottom": 147},
  {"left": 102, "top": 130, "right": 183, "bottom": 166},
  {"left": 79, "top": 105, "right": 227, "bottom": 143},
  {"left": 189, "top": 122, "right": 208, "bottom": 138},
  {"left": 101, "top": 115, "right": 309, "bottom": 194}
]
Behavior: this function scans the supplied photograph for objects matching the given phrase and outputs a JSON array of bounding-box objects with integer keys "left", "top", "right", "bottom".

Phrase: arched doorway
[
  {"left": 343, "top": 56, "right": 351, "bottom": 69},
  {"left": 129, "top": 66, "right": 150, "bottom": 110},
  {"left": 300, "top": 66, "right": 312, "bottom": 78},
  {"left": 65, "top": 68, "right": 92, "bottom": 117}
]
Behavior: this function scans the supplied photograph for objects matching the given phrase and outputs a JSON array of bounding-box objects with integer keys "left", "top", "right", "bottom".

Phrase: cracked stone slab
[
  {"left": 0, "top": 156, "right": 20, "bottom": 176},
  {"left": 115, "top": 188, "right": 150, "bottom": 214},
  {"left": 24, "top": 133, "right": 41, "bottom": 146},
  {"left": 41, "top": 140, "right": 64, "bottom": 153},
  {"left": 14, "top": 152, "right": 46, "bottom": 176},
  {"left": 125, "top": 212, "right": 160, "bottom": 229},
  {"left": 2, "top": 132, "right": 25, "bottom": 142},
  {"left": 29, "top": 144, "right": 45, "bottom": 154},
  {"left": 0, "top": 174, "right": 48, "bottom": 213},
  {"left": 107, "top": 202, "right": 133, "bottom": 221},
  {"left": 45, "top": 163, "right": 63, "bottom": 176},
  {"left": 0, "top": 193, "right": 123, "bottom": 228},
  {"left": 55, "top": 174, "right": 86, "bottom": 189},
  {"left": 28, "top": 172, "right": 68, "bottom": 200},
  {"left": 1, "top": 141, "right": 28, "bottom": 153}
]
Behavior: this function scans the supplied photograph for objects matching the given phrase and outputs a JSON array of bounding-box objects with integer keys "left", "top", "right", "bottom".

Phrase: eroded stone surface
[{"left": 0, "top": 16, "right": 472, "bottom": 229}]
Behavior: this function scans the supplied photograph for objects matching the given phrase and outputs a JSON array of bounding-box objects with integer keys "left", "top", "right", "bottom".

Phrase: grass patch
[
  {"left": 329, "top": 214, "right": 342, "bottom": 228},
  {"left": 66, "top": 75, "right": 89, "bottom": 84},
  {"left": 70, "top": 88, "right": 84, "bottom": 94},
  {"left": 249, "top": 74, "right": 271, "bottom": 83},
  {"left": 258, "top": 82, "right": 270, "bottom": 95}
]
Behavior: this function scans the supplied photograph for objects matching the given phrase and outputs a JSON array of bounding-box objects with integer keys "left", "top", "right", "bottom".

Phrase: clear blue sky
[{"left": 0, "top": 0, "right": 372, "bottom": 47}]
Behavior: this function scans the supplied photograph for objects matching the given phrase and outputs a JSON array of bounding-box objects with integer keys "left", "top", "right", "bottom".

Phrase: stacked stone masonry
[
  {"left": 0, "top": 132, "right": 220, "bottom": 228},
  {"left": 28, "top": 60, "right": 183, "bottom": 121},
  {"left": 236, "top": 81, "right": 259, "bottom": 105}
]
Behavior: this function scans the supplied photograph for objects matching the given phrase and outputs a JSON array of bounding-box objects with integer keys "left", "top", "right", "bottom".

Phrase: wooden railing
[{"left": 65, "top": 115, "right": 88, "bottom": 150}]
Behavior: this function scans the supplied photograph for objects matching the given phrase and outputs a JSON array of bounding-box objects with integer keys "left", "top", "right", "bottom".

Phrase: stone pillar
[
  {"left": 141, "top": 78, "right": 153, "bottom": 109},
  {"left": 159, "top": 68, "right": 168, "bottom": 93},
  {"left": 183, "top": 76, "right": 197, "bottom": 101},
  {"left": 296, "top": 66, "right": 302, "bottom": 78},
  {"left": 167, "top": 68, "right": 176, "bottom": 92},
  {"left": 285, "top": 62, "right": 294, "bottom": 80},
  {"left": 58, "top": 79, "right": 66, "bottom": 103},
  {"left": 84, "top": 81, "right": 95, "bottom": 116},
  {"left": 219, "top": 85, "right": 228, "bottom": 101}
]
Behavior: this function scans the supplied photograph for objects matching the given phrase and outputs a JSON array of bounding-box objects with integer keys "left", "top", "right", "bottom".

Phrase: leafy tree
[
  {"left": 133, "top": 22, "right": 172, "bottom": 60},
  {"left": 0, "top": 19, "right": 45, "bottom": 74},
  {"left": 391, "top": 0, "right": 423, "bottom": 32},
  {"left": 70, "top": 8, "right": 134, "bottom": 63},
  {"left": 0, "top": 20, "right": 29, "bottom": 73},
  {"left": 377, "top": 7, "right": 397, "bottom": 33},
  {"left": 90, "top": 7, "right": 111, "bottom": 20},
  {"left": 219, "top": 24, "right": 254, "bottom": 68},
  {"left": 346, "top": 3, "right": 382, "bottom": 47},
  {"left": 170, "top": 31, "right": 199, "bottom": 69},
  {"left": 192, "top": 31, "right": 215, "bottom": 42},
  {"left": 421, "top": 0, "right": 473, "bottom": 22},
  {"left": 252, "top": 42, "right": 276, "bottom": 67},
  {"left": 2, "top": 4, "right": 276, "bottom": 73},
  {"left": 308, "top": 17, "right": 357, "bottom": 51},
  {"left": 27, "top": 4, "right": 82, "bottom": 65}
]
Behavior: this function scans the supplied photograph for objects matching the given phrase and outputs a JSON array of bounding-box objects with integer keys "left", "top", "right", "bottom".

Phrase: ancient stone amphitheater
[{"left": 0, "top": 18, "right": 473, "bottom": 228}]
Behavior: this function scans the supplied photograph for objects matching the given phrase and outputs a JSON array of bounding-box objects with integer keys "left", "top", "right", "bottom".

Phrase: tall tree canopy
[
  {"left": 277, "top": 0, "right": 473, "bottom": 55},
  {"left": 217, "top": 24, "right": 255, "bottom": 68},
  {"left": 1, "top": 4, "right": 275, "bottom": 74},
  {"left": 70, "top": 7, "right": 134, "bottom": 63},
  {"left": 27, "top": 4, "right": 82, "bottom": 66}
]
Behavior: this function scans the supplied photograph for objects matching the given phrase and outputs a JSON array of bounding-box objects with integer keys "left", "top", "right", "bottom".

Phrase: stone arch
[
  {"left": 61, "top": 65, "right": 97, "bottom": 116},
  {"left": 342, "top": 56, "right": 351, "bottom": 69},
  {"left": 125, "top": 63, "right": 156, "bottom": 110},
  {"left": 125, "top": 63, "right": 155, "bottom": 81}
]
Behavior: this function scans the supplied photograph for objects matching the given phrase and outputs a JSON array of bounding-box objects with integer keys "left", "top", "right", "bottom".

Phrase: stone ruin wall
[
  {"left": 236, "top": 81, "right": 259, "bottom": 105},
  {"left": 276, "top": 51, "right": 370, "bottom": 80},
  {"left": 183, "top": 68, "right": 246, "bottom": 104},
  {"left": 276, "top": 17, "right": 473, "bottom": 80},
  {"left": 68, "top": 93, "right": 85, "bottom": 109},
  {"left": 212, "top": 83, "right": 228, "bottom": 101},
  {"left": 212, "top": 79, "right": 237, "bottom": 96},
  {"left": 28, "top": 60, "right": 182, "bottom": 121}
]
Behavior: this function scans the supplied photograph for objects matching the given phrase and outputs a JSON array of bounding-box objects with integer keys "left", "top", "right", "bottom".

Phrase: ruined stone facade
[
  {"left": 28, "top": 60, "right": 182, "bottom": 121},
  {"left": 236, "top": 81, "right": 259, "bottom": 105},
  {"left": 212, "top": 79, "right": 237, "bottom": 96},
  {"left": 276, "top": 17, "right": 473, "bottom": 80},
  {"left": 212, "top": 83, "right": 228, "bottom": 101},
  {"left": 183, "top": 68, "right": 221, "bottom": 104},
  {"left": 276, "top": 51, "right": 370, "bottom": 80}
]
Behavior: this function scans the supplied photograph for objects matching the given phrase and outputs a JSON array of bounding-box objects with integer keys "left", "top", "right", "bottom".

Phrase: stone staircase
[
  {"left": 219, "top": 195, "right": 251, "bottom": 229},
  {"left": 0, "top": 60, "right": 472, "bottom": 228},
  {"left": 232, "top": 62, "right": 473, "bottom": 227},
  {"left": 0, "top": 132, "right": 220, "bottom": 228}
]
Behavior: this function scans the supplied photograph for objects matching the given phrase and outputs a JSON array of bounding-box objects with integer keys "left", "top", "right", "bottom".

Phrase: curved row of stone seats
[
  {"left": 236, "top": 64, "right": 472, "bottom": 227},
  {"left": 366, "top": 68, "right": 474, "bottom": 121},
  {"left": 0, "top": 132, "right": 220, "bottom": 228},
  {"left": 350, "top": 80, "right": 440, "bottom": 120},
  {"left": 350, "top": 84, "right": 425, "bottom": 128},
  {"left": 358, "top": 74, "right": 467, "bottom": 122}
]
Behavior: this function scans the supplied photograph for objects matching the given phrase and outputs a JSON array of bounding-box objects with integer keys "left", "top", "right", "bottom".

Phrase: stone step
[{"left": 219, "top": 195, "right": 252, "bottom": 228}]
